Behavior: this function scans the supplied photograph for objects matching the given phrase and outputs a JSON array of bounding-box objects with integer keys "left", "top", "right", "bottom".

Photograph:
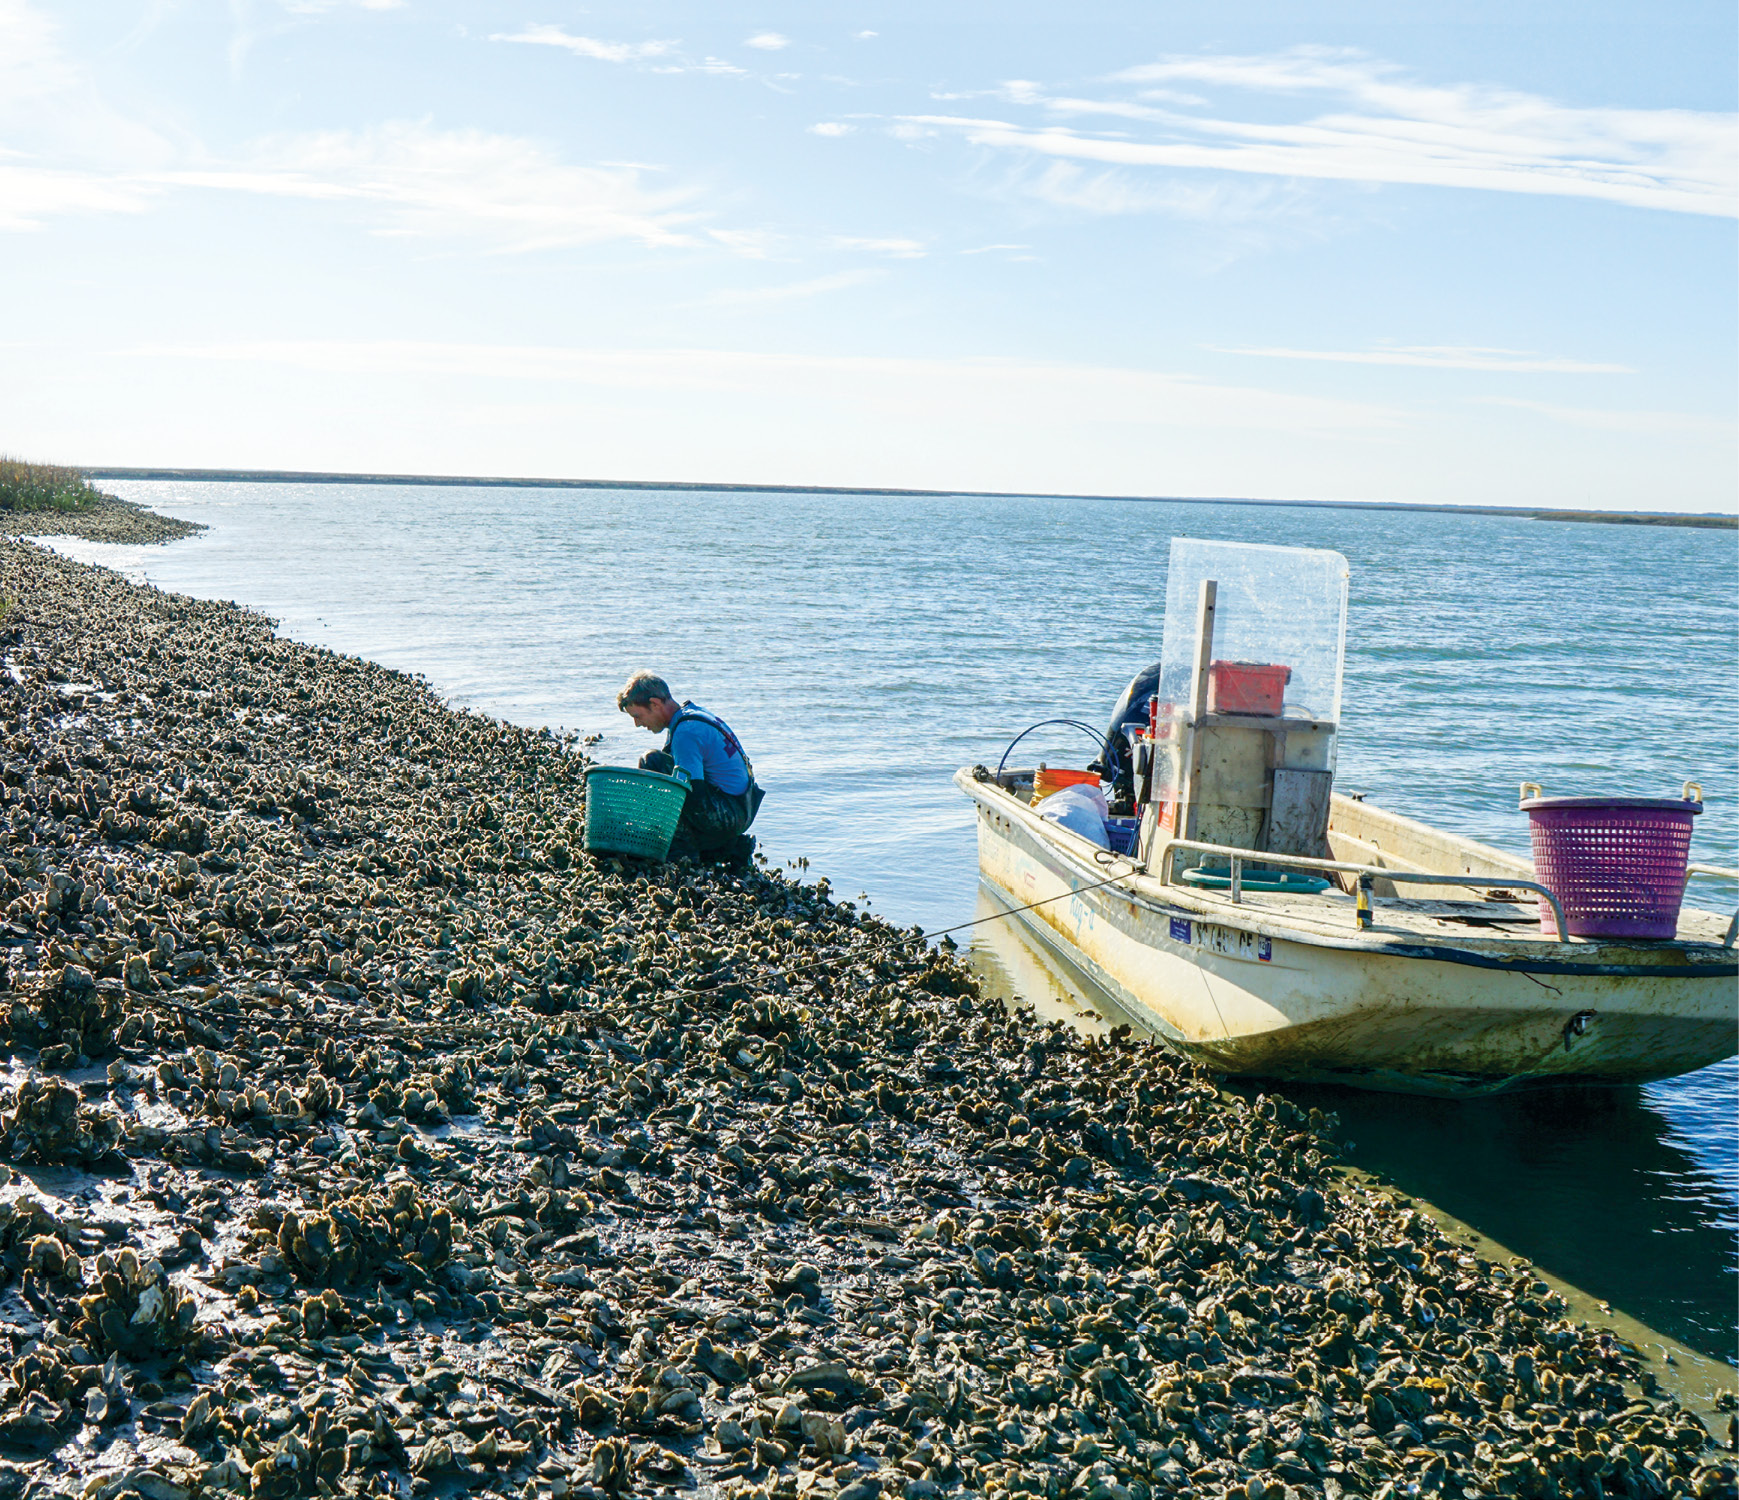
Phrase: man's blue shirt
[{"left": 667, "top": 703, "right": 750, "bottom": 796}]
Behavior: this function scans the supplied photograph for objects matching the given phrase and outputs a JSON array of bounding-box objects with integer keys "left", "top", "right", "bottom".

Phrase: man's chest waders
[{"left": 665, "top": 704, "right": 764, "bottom": 831}]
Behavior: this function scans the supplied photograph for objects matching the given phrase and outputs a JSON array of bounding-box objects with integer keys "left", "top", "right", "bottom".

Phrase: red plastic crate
[{"left": 1207, "top": 660, "right": 1291, "bottom": 717}]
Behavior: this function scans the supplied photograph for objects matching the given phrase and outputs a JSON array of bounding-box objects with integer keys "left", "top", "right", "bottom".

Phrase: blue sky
[{"left": 2, "top": 1, "right": 1734, "bottom": 510}]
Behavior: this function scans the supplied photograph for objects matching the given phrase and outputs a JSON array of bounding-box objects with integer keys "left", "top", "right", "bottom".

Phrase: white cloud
[
  {"left": 900, "top": 48, "right": 1738, "bottom": 217},
  {"left": 158, "top": 122, "right": 700, "bottom": 251},
  {"left": 699, "top": 229, "right": 923, "bottom": 261},
  {"left": 829, "top": 235, "right": 925, "bottom": 259},
  {"left": 1472, "top": 397, "right": 1731, "bottom": 433},
  {"left": 491, "top": 25, "right": 754, "bottom": 75},
  {"left": 0, "top": 0, "right": 71, "bottom": 91},
  {"left": 1004, "top": 159, "right": 1319, "bottom": 241},
  {"left": 745, "top": 32, "right": 790, "bottom": 51},
  {"left": 0, "top": 0, "right": 175, "bottom": 168},
  {"left": 0, "top": 157, "right": 157, "bottom": 230},
  {"left": 662, "top": 56, "right": 745, "bottom": 77},
  {"left": 1211, "top": 344, "right": 1635, "bottom": 374},
  {"left": 960, "top": 243, "right": 1032, "bottom": 254},
  {"left": 0, "top": 75, "right": 706, "bottom": 251},
  {"left": 1131, "top": 87, "right": 1209, "bottom": 109},
  {"left": 854, "top": 30, "right": 877, "bottom": 40},
  {"left": 808, "top": 122, "right": 854, "bottom": 137},
  {"left": 0, "top": 11, "right": 751, "bottom": 260},
  {"left": 116, "top": 339, "right": 1402, "bottom": 436},
  {"left": 490, "top": 26, "right": 674, "bottom": 63},
  {"left": 0, "top": 0, "right": 178, "bottom": 227},
  {"left": 702, "top": 228, "right": 922, "bottom": 260},
  {"left": 707, "top": 269, "right": 884, "bottom": 305},
  {"left": 278, "top": 0, "right": 404, "bottom": 13},
  {"left": 705, "top": 227, "right": 787, "bottom": 258}
]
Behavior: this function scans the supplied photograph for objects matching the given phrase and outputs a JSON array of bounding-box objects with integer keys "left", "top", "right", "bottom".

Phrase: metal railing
[
  {"left": 1686, "top": 866, "right": 1739, "bottom": 948},
  {"left": 1147, "top": 835, "right": 1571, "bottom": 944}
]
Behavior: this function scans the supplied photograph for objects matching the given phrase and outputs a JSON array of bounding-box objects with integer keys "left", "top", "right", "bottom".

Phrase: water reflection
[
  {"left": 1279, "top": 1078, "right": 1738, "bottom": 1365},
  {"left": 966, "top": 884, "right": 1130, "bottom": 1036},
  {"left": 965, "top": 881, "right": 1739, "bottom": 1365}
]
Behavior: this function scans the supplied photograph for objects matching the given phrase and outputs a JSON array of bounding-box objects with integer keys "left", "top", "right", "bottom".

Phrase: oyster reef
[{"left": 0, "top": 535, "right": 1731, "bottom": 1500}]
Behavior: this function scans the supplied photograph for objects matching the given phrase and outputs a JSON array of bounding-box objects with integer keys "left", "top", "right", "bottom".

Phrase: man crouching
[{"left": 617, "top": 670, "right": 763, "bottom": 863}]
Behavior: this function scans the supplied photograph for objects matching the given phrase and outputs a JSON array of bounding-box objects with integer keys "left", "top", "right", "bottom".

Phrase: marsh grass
[{"left": 0, "top": 457, "right": 107, "bottom": 513}]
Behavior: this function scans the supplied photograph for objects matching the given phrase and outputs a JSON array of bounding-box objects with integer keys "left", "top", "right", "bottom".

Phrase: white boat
[{"left": 956, "top": 540, "right": 1738, "bottom": 1096}]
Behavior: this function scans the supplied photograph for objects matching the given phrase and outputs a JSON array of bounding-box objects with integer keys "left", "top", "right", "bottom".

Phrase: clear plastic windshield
[{"left": 1156, "top": 538, "right": 1349, "bottom": 725}]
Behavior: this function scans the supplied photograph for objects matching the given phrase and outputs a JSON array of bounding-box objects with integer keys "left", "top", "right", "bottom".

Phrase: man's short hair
[{"left": 617, "top": 671, "right": 673, "bottom": 711}]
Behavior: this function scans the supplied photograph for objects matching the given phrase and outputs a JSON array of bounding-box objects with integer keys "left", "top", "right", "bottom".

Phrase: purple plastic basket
[{"left": 1520, "top": 795, "right": 1701, "bottom": 939}]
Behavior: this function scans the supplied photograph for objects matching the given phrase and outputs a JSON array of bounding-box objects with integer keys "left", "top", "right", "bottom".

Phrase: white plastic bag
[{"left": 1037, "top": 784, "right": 1110, "bottom": 847}]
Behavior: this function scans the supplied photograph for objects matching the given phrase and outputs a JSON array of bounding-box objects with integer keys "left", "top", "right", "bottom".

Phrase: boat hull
[{"left": 966, "top": 777, "right": 1738, "bottom": 1095}]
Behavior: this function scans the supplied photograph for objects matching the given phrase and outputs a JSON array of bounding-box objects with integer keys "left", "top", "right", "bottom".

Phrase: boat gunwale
[{"left": 956, "top": 767, "right": 1739, "bottom": 981}]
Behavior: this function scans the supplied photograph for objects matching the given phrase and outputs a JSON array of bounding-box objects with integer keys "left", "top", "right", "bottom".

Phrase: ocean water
[{"left": 39, "top": 481, "right": 1739, "bottom": 1358}]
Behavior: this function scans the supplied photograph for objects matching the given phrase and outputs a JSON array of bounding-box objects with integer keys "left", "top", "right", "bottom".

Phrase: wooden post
[{"left": 1179, "top": 579, "right": 1217, "bottom": 844}]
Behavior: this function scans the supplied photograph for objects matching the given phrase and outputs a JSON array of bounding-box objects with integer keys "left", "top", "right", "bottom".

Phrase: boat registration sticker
[
  {"left": 1169, "top": 917, "right": 1191, "bottom": 943},
  {"left": 1190, "top": 921, "right": 1272, "bottom": 963}
]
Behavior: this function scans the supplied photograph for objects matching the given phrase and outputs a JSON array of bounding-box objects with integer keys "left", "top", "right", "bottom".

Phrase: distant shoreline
[{"left": 84, "top": 465, "right": 1737, "bottom": 529}]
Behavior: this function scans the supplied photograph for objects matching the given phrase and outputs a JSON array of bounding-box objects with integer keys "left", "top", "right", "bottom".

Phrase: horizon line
[{"left": 82, "top": 466, "right": 1737, "bottom": 528}]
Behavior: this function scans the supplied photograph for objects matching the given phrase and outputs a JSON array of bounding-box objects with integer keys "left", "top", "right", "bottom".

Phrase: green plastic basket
[{"left": 583, "top": 766, "right": 690, "bottom": 860}]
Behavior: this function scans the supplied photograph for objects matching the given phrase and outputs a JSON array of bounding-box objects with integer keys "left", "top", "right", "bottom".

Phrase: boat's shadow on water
[{"left": 966, "top": 892, "right": 1737, "bottom": 1367}]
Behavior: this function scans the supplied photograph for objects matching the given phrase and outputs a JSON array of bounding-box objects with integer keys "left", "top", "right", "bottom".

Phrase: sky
[{"left": 1, "top": 1, "right": 1735, "bottom": 510}]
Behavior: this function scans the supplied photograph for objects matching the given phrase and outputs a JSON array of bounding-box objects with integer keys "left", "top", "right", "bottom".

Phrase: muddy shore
[{"left": 0, "top": 534, "right": 1732, "bottom": 1500}]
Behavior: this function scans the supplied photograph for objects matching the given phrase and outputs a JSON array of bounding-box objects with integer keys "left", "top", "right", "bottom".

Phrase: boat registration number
[{"left": 1169, "top": 917, "right": 1271, "bottom": 963}]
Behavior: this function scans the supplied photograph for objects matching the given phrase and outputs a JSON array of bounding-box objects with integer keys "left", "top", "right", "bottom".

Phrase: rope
[
  {"left": 913, "top": 857, "right": 1140, "bottom": 945},
  {"left": 751, "top": 855, "right": 1140, "bottom": 988}
]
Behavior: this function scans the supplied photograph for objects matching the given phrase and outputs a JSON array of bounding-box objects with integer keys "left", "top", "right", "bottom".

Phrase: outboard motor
[{"left": 1090, "top": 660, "right": 1162, "bottom": 812}]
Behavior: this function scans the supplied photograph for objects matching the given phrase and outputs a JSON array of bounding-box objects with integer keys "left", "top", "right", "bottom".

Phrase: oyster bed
[
  {"left": 2, "top": 496, "right": 202, "bottom": 547},
  {"left": 0, "top": 536, "right": 1732, "bottom": 1500}
]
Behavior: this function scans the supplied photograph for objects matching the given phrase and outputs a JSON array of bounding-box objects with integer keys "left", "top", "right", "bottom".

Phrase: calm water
[{"left": 41, "top": 482, "right": 1739, "bottom": 1358}]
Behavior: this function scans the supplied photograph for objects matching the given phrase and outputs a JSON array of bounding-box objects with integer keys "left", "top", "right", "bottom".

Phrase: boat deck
[{"left": 964, "top": 770, "right": 1737, "bottom": 967}]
